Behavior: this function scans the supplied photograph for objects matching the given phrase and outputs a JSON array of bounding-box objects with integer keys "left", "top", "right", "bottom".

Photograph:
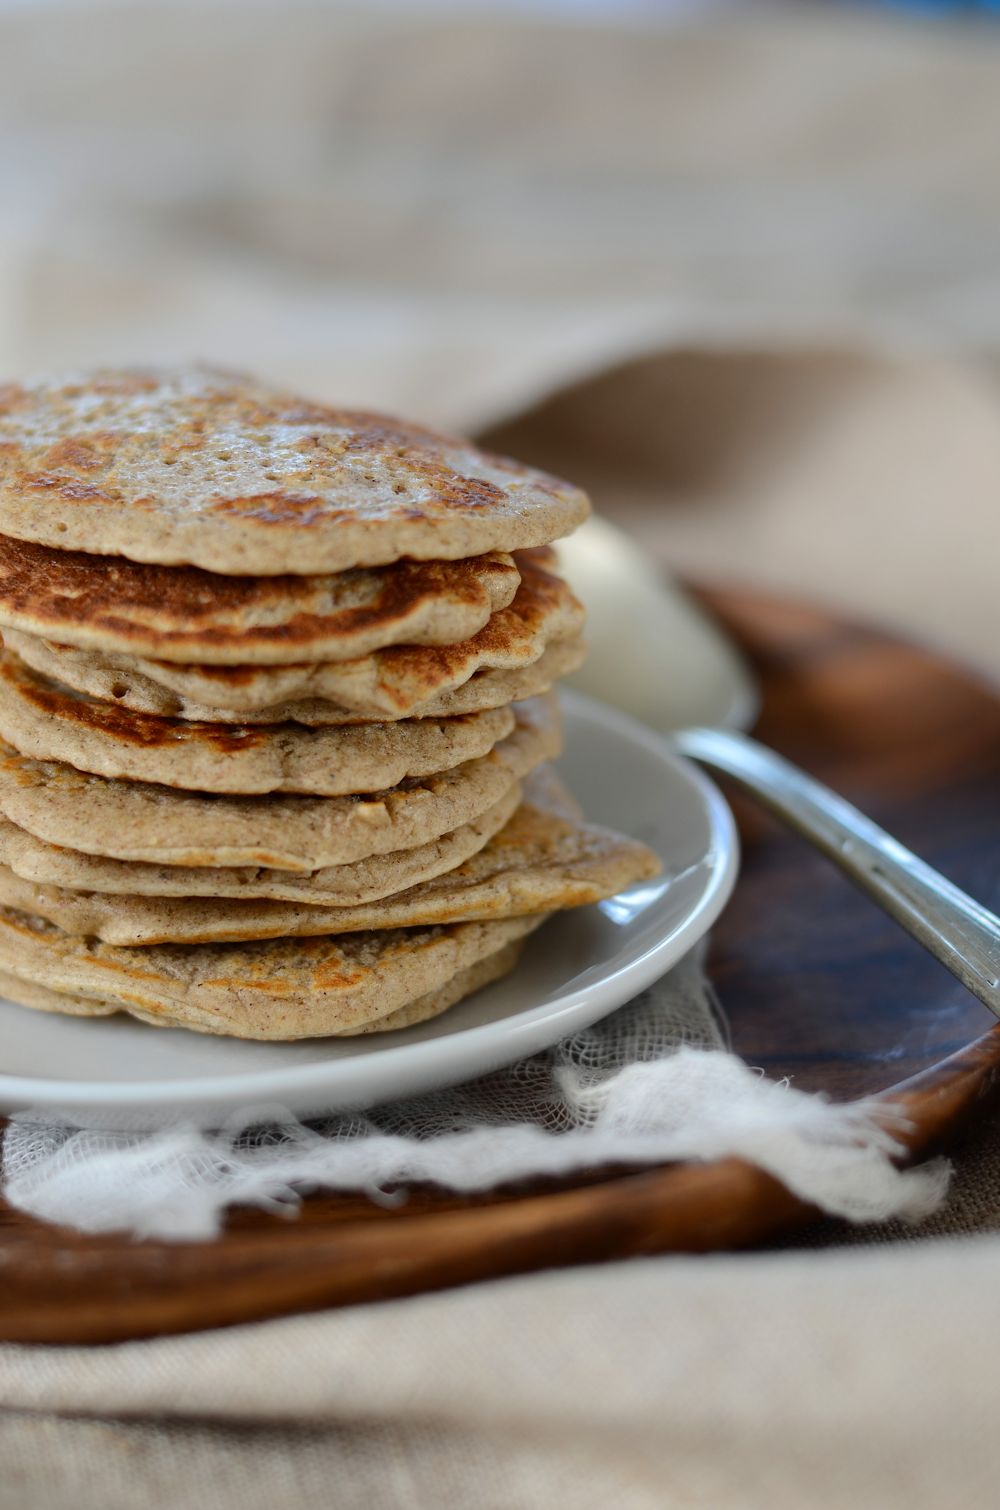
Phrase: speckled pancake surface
[
  {"left": 0, "top": 536, "right": 521, "bottom": 664},
  {"left": 3, "top": 627, "right": 585, "bottom": 725},
  {"left": 0, "top": 783, "right": 521, "bottom": 904},
  {"left": 0, "top": 369, "right": 590, "bottom": 574},
  {"left": 0, "top": 770, "right": 660, "bottom": 944},
  {"left": 0, "top": 940, "right": 529, "bottom": 1036},
  {"left": 0, "top": 694, "right": 560, "bottom": 870},
  {"left": 0, "top": 907, "right": 543, "bottom": 1038},
  {"left": 3, "top": 551, "right": 583, "bottom": 718},
  {"left": 0, "top": 652, "right": 516, "bottom": 794}
]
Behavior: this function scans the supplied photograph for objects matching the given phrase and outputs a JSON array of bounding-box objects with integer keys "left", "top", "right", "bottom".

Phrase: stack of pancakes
[{"left": 0, "top": 369, "right": 659, "bottom": 1039}]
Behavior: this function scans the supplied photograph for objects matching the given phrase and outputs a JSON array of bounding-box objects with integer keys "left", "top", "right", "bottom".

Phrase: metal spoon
[{"left": 558, "top": 516, "right": 1000, "bottom": 1017}]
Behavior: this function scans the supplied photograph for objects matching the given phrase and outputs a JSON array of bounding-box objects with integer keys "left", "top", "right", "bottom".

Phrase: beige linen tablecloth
[
  {"left": 2, "top": 5, "right": 1000, "bottom": 1507},
  {"left": 5, "top": 1237, "right": 1000, "bottom": 1510}
]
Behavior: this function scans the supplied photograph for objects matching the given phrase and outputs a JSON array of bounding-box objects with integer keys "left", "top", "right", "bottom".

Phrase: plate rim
[{"left": 0, "top": 688, "right": 739, "bottom": 1114}]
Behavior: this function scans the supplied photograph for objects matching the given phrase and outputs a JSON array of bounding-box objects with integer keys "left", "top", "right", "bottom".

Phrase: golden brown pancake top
[{"left": 0, "top": 369, "right": 589, "bottom": 574}]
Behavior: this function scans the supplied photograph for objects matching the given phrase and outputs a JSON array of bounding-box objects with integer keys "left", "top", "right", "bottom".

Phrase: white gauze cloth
[{"left": 0, "top": 947, "right": 949, "bottom": 1241}]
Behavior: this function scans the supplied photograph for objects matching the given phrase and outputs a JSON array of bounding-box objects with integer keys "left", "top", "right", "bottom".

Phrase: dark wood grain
[
  {"left": 1, "top": 589, "right": 998, "bottom": 1344},
  {"left": 701, "top": 590, "right": 1000, "bottom": 1100}
]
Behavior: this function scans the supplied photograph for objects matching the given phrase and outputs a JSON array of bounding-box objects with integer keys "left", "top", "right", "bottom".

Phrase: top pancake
[
  {"left": 0, "top": 369, "right": 590, "bottom": 574},
  {"left": 0, "top": 535, "right": 521, "bottom": 664}
]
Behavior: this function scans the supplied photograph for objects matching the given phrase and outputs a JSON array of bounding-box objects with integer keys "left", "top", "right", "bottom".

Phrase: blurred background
[{"left": 2, "top": 0, "right": 999, "bottom": 668}]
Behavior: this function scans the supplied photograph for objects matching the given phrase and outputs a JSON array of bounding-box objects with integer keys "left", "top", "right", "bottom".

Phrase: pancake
[
  {"left": 3, "top": 626, "right": 586, "bottom": 725},
  {"left": 0, "top": 652, "right": 516, "bottom": 794},
  {"left": 0, "top": 694, "right": 560, "bottom": 870},
  {"left": 0, "top": 784, "right": 522, "bottom": 904},
  {"left": 0, "top": 551, "right": 583, "bottom": 718},
  {"left": 0, "top": 536, "right": 522, "bottom": 664},
  {"left": 0, "top": 907, "right": 543, "bottom": 1038},
  {"left": 0, "top": 368, "right": 590, "bottom": 574},
  {"left": 0, "top": 773, "right": 660, "bottom": 944},
  {"left": 0, "top": 939, "right": 528, "bottom": 1035},
  {"left": 354, "top": 941, "right": 528, "bottom": 1034},
  {"left": 0, "top": 968, "right": 117, "bottom": 1019}
]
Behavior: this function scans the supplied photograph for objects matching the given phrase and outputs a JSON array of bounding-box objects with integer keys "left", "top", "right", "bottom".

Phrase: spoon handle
[{"left": 674, "top": 726, "right": 1000, "bottom": 1017}]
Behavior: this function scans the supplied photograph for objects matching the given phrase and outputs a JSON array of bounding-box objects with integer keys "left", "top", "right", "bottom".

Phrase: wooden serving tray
[{"left": 1, "top": 588, "right": 998, "bottom": 1345}]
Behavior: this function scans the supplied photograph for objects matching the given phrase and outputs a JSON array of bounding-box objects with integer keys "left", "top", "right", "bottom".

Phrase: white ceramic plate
[{"left": 0, "top": 691, "right": 738, "bottom": 1126}]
